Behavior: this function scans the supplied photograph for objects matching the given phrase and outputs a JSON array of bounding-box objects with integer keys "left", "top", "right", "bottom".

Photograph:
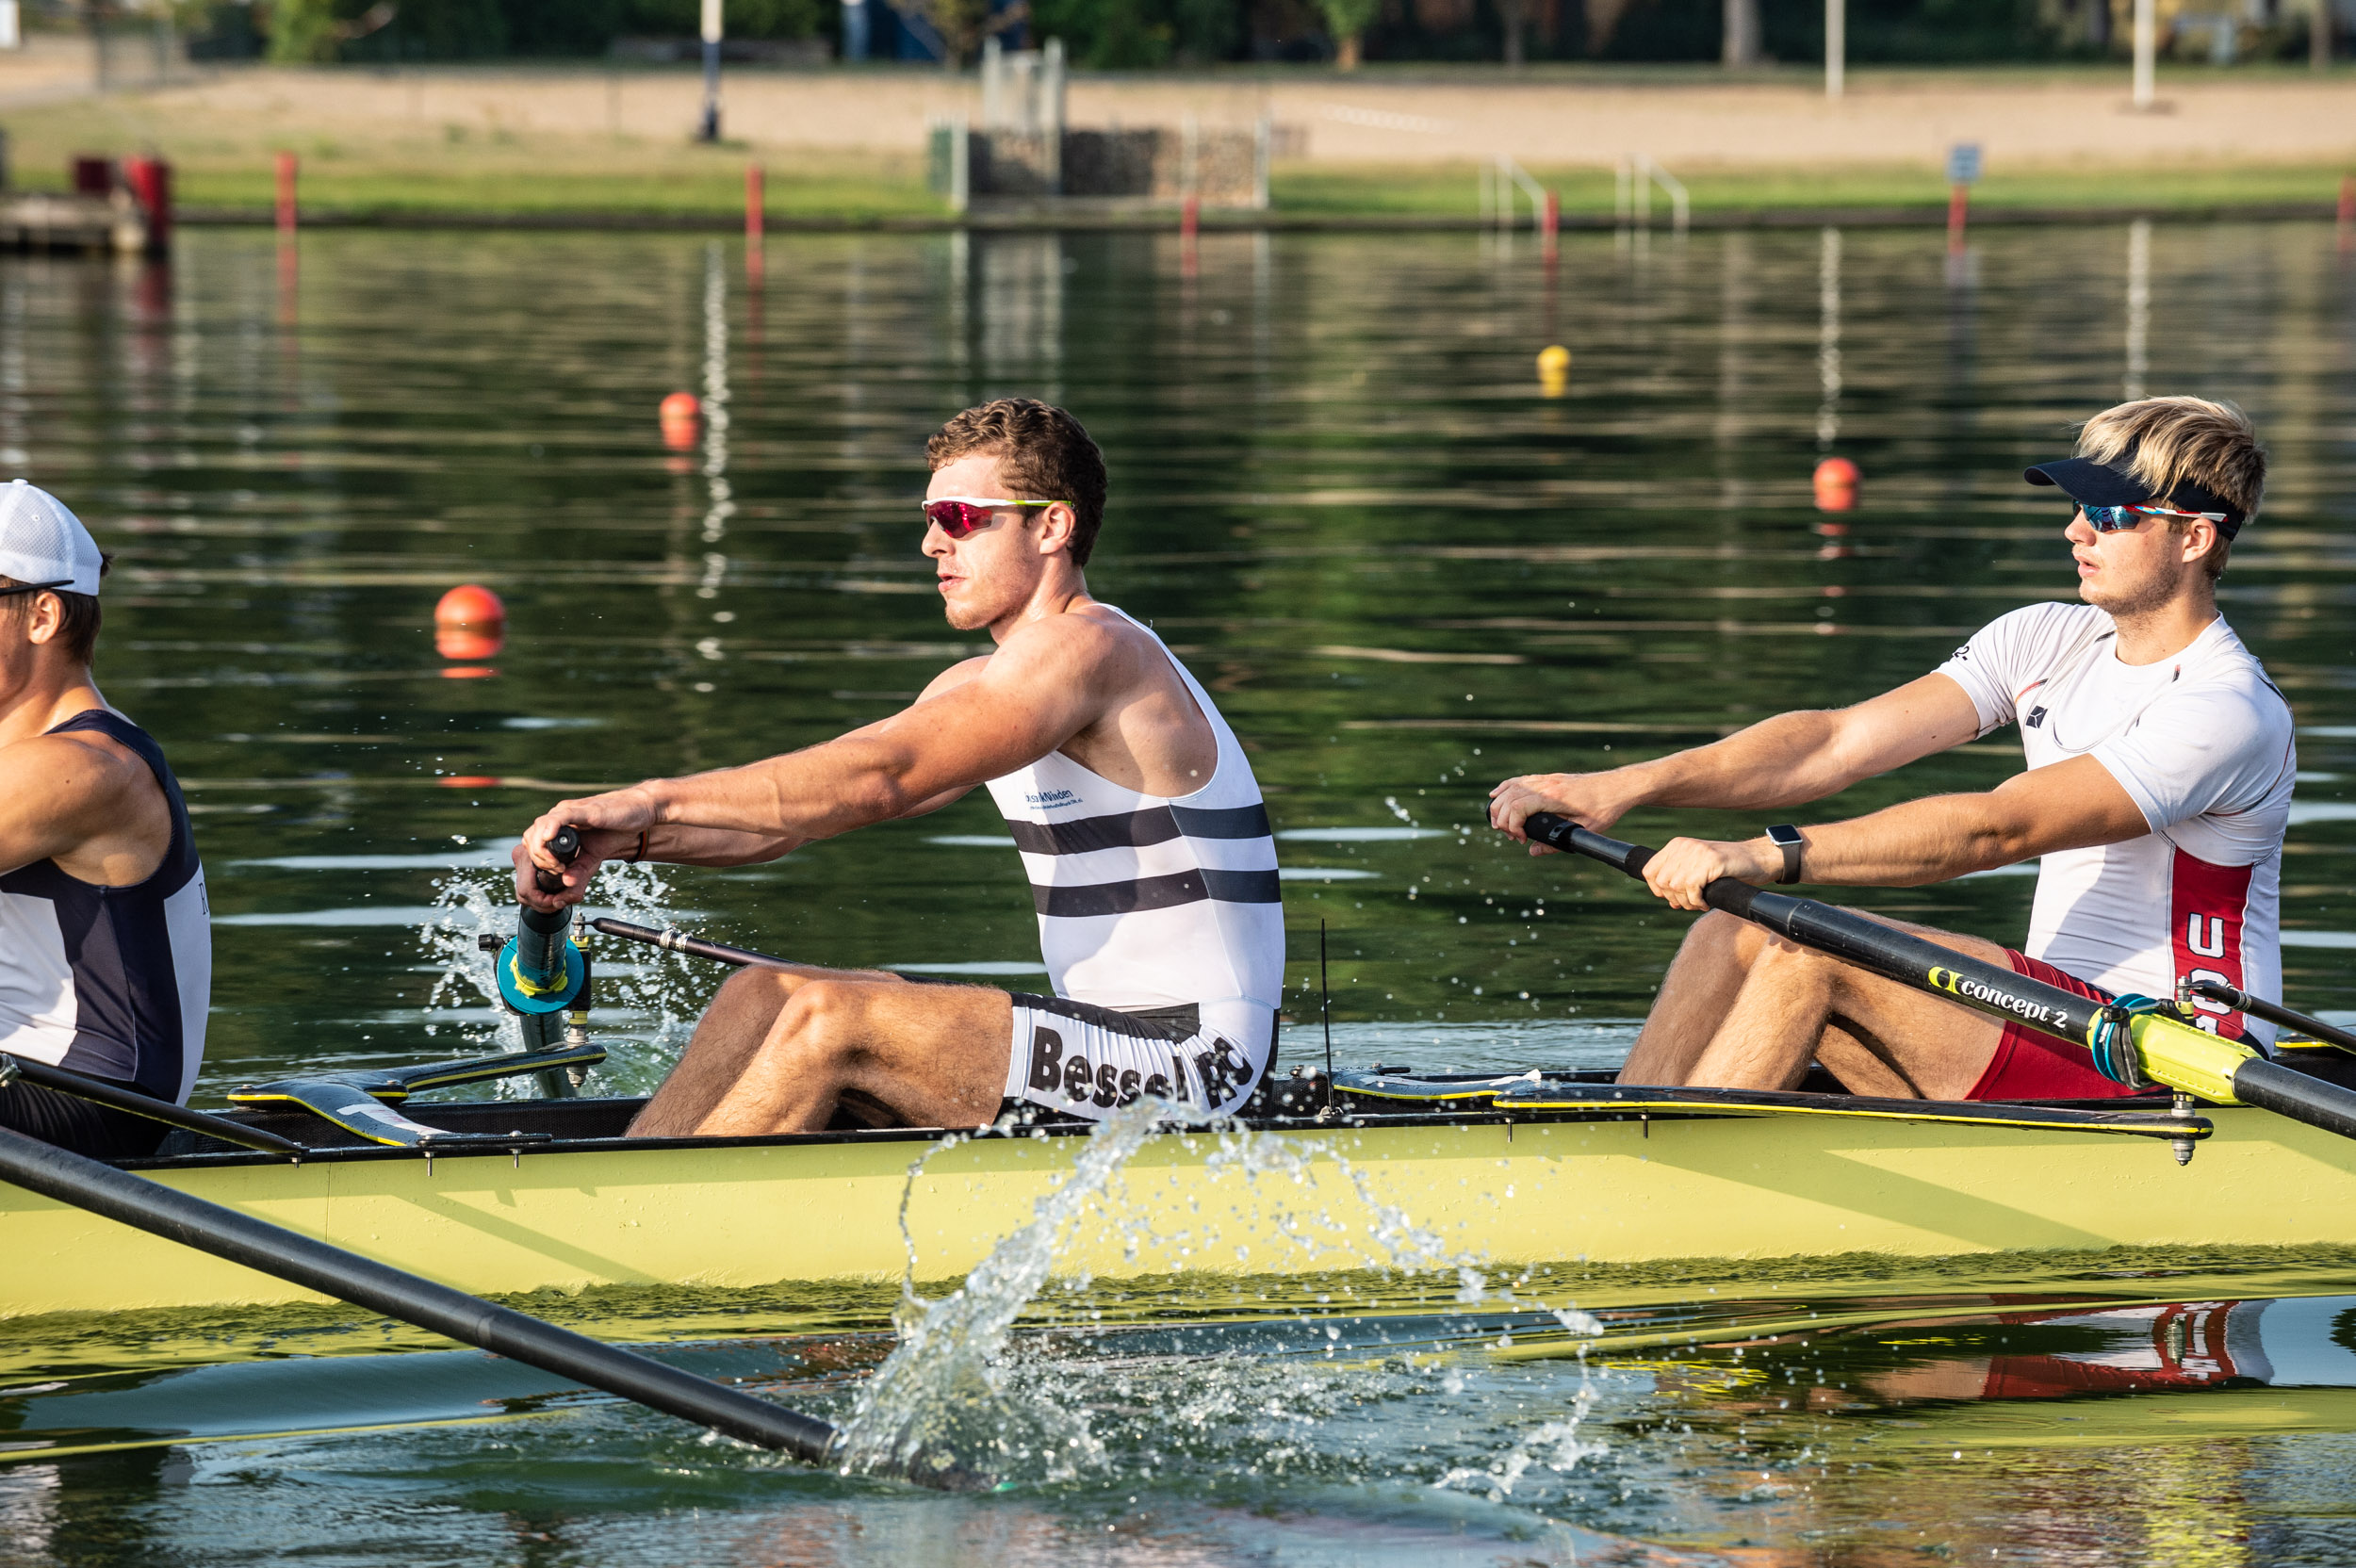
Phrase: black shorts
[{"left": 0, "top": 1076, "right": 171, "bottom": 1160}]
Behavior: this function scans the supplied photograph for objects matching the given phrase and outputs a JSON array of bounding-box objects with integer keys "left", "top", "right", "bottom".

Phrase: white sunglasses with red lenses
[{"left": 921, "top": 497, "right": 1069, "bottom": 539}]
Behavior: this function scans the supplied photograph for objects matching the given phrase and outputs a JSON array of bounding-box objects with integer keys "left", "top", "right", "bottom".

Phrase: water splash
[
  {"left": 416, "top": 858, "right": 714, "bottom": 1094},
  {"left": 838, "top": 1101, "right": 1562, "bottom": 1487},
  {"left": 839, "top": 1102, "right": 1170, "bottom": 1483}
]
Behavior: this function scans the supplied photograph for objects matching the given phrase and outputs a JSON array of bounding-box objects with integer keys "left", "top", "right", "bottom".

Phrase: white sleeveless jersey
[
  {"left": 984, "top": 606, "right": 1284, "bottom": 1091},
  {"left": 1937, "top": 604, "right": 2295, "bottom": 1048}
]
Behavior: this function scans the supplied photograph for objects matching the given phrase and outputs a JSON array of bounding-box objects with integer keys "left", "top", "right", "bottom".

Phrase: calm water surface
[{"left": 3, "top": 223, "right": 2356, "bottom": 1563}]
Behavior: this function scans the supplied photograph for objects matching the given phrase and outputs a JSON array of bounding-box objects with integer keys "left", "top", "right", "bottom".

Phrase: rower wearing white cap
[{"left": 0, "top": 481, "right": 209, "bottom": 1156}]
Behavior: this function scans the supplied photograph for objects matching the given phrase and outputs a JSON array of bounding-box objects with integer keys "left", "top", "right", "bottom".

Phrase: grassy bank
[
  {"left": 1, "top": 92, "right": 2347, "bottom": 224},
  {"left": 1275, "top": 161, "right": 2356, "bottom": 220},
  {"left": 0, "top": 97, "right": 943, "bottom": 220}
]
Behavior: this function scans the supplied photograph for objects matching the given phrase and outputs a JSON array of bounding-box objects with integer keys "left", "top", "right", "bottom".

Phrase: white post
[
  {"left": 0, "top": 3, "right": 23, "bottom": 51},
  {"left": 2133, "top": 0, "right": 2156, "bottom": 108},
  {"left": 2123, "top": 218, "right": 2151, "bottom": 401},
  {"left": 697, "top": 0, "right": 724, "bottom": 142},
  {"left": 1824, "top": 0, "right": 1844, "bottom": 98},
  {"left": 950, "top": 119, "right": 970, "bottom": 214}
]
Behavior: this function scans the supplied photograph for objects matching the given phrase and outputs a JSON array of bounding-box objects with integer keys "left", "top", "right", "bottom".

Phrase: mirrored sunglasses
[
  {"left": 2081, "top": 503, "right": 2229, "bottom": 533},
  {"left": 921, "top": 497, "right": 1068, "bottom": 540}
]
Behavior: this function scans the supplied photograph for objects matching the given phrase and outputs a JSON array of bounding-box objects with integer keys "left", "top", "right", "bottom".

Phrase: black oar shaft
[
  {"left": 1524, "top": 812, "right": 2356, "bottom": 1141},
  {"left": 3, "top": 1054, "right": 306, "bottom": 1158},
  {"left": 589, "top": 917, "right": 786, "bottom": 969},
  {"left": 2234, "top": 1056, "right": 2356, "bottom": 1139},
  {"left": 1522, "top": 814, "right": 2110, "bottom": 1044},
  {"left": 2187, "top": 977, "right": 2356, "bottom": 1056},
  {"left": 0, "top": 1124, "right": 843, "bottom": 1465}
]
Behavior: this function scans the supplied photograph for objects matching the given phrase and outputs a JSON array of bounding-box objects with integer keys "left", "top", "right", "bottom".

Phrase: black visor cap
[{"left": 2024, "top": 455, "right": 2243, "bottom": 539}]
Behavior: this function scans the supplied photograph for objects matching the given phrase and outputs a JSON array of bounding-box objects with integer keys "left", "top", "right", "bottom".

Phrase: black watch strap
[{"left": 1766, "top": 825, "right": 1804, "bottom": 885}]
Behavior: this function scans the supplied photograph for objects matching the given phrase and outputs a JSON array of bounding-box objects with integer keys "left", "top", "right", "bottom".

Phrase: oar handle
[
  {"left": 1523, "top": 812, "right": 1761, "bottom": 920},
  {"left": 532, "top": 825, "right": 582, "bottom": 898}
]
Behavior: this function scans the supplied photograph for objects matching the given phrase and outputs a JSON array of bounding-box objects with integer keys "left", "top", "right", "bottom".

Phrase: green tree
[{"left": 1318, "top": 0, "right": 1379, "bottom": 65}]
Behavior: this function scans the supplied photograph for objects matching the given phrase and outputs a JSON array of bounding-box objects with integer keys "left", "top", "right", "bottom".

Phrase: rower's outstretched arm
[
  {"left": 515, "top": 622, "right": 1119, "bottom": 907},
  {"left": 1634, "top": 753, "right": 2149, "bottom": 910},
  {"left": 1490, "top": 673, "right": 1983, "bottom": 847}
]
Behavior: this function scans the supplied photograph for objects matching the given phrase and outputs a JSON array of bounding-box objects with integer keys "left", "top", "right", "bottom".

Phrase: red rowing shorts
[{"left": 1965, "top": 951, "right": 2144, "bottom": 1102}]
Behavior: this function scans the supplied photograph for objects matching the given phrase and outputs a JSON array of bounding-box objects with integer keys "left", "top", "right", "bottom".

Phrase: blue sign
[{"left": 1947, "top": 143, "right": 1983, "bottom": 186}]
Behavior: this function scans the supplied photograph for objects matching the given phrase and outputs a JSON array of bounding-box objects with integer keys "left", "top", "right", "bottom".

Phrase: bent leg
[
  {"left": 1686, "top": 922, "right": 2011, "bottom": 1100},
  {"left": 630, "top": 966, "right": 1012, "bottom": 1137},
  {"left": 1618, "top": 910, "right": 1764, "bottom": 1085}
]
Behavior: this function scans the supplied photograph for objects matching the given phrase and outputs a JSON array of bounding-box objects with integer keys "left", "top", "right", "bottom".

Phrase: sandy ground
[{"left": 2, "top": 41, "right": 2353, "bottom": 172}]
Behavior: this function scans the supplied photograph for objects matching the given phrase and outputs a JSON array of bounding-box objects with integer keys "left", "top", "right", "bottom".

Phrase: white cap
[{"left": 0, "top": 480, "right": 101, "bottom": 596}]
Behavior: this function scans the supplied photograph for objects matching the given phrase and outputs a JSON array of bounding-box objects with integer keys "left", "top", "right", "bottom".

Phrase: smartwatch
[{"left": 1765, "top": 824, "right": 1804, "bottom": 885}]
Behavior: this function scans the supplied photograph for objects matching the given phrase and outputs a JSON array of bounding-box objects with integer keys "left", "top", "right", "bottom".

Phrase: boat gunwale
[{"left": 100, "top": 1085, "right": 2217, "bottom": 1177}]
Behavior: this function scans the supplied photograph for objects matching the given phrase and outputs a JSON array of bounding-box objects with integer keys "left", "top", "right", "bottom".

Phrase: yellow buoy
[{"left": 1536, "top": 344, "right": 1571, "bottom": 398}]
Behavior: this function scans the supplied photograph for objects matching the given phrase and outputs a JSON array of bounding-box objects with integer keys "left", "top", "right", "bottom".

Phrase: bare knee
[
  {"left": 1683, "top": 908, "right": 1770, "bottom": 968},
  {"left": 768, "top": 978, "right": 866, "bottom": 1068}
]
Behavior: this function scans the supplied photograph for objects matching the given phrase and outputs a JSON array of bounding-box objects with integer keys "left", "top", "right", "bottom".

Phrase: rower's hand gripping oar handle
[
  {"left": 498, "top": 826, "right": 590, "bottom": 1022},
  {"left": 1517, "top": 812, "right": 2356, "bottom": 1142},
  {"left": 532, "top": 824, "right": 581, "bottom": 897},
  {"left": 1522, "top": 813, "right": 1763, "bottom": 921}
]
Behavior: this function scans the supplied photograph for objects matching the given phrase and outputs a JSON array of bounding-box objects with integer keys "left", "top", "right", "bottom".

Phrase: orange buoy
[
  {"left": 661, "top": 391, "right": 700, "bottom": 423},
  {"left": 434, "top": 583, "right": 504, "bottom": 672},
  {"left": 434, "top": 583, "right": 505, "bottom": 628},
  {"left": 1813, "top": 457, "right": 1859, "bottom": 513}
]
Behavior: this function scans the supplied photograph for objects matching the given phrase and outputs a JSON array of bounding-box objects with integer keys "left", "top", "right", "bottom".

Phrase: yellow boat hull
[{"left": 5, "top": 1104, "right": 2352, "bottom": 1319}]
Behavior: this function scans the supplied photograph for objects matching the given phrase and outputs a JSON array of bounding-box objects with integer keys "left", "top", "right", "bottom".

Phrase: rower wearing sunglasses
[
  {"left": 515, "top": 399, "right": 1283, "bottom": 1135},
  {"left": 1491, "top": 395, "right": 2292, "bottom": 1102}
]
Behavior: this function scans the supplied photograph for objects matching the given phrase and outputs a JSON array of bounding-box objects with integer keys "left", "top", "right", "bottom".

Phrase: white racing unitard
[
  {"left": 1937, "top": 603, "right": 2295, "bottom": 1047},
  {"left": 984, "top": 606, "right": 1284, "bottom": 1119}
]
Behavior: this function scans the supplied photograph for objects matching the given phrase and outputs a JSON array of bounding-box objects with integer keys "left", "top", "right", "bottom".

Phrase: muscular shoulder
[
  {"left": 988, "top": 602, "right": 1153, "bottom": 684},
  {"left": 2, "top": 725, "right": 150, "bottom": 798}
]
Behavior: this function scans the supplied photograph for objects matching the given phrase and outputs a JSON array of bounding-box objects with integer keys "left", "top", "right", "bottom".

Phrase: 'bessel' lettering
[{"left": 1027, "top": 1025, "right": 1064, "bottom": 1091}]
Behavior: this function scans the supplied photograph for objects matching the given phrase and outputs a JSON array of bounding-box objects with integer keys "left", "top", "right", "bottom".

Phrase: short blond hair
[{"left": 2076, "top": 396, "right": 2266, "bottom": 525}]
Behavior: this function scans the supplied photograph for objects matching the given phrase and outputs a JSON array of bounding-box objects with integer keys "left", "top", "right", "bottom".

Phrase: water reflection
[{"left": 5, "top": 222, "right": 2356, "bottom": 1562}]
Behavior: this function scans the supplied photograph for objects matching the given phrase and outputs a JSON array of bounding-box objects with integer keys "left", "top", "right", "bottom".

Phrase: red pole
[
  {"left": 1180, "top": 193, "right": 1199, "bottom": 240},
  {"left": 745, "top": 164, "right": 764, "bottom": 245},
  {"left": 2339, "top": 174, "right": 2355, "bottom": 226},
  {"left": 1946, "top": 181, "right": 1968, "bottom": 253},
  {"left": 275, "top": 152, "right": 297, "bottom": 236},
  {"left": 122, "top": 156, "right": 172, "bottom": 255},
  {"left": 1542, "top": 188, "right": 1560, "bottom": 264}
]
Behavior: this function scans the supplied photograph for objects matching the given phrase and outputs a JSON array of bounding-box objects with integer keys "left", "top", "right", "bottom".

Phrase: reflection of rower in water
[
  {"left": 0, "top": 482, "right": 210, "bottom": 1156},
  {"left": 1491, "top": 397, "right": 2288, "bottom": 1102},
  {"left": 1852, "top": 1298, "right": 2356, "bottom": 1406},
  {"left": 513, "top": 399, "right": 1284, "bottom": 1136}
]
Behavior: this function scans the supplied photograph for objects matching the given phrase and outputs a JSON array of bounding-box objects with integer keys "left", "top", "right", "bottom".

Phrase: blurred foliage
[
  {"left": 251, "top": 0, "right": 821, "bottom": 62},
  {"left": 1030, "top": 0, "right": 1241, "bottom": 66},
  {"left": 212, "top": 0, "right": 2199, "bottom": 64}
]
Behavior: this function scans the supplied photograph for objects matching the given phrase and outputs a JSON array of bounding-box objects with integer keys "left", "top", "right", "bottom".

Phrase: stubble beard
[{"left": 2084, "top": 559, "right": 2182, "bottom": 623}]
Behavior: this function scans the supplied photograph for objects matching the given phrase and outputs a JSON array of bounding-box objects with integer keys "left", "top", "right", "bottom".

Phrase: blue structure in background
[{"left": 859, "top": 0, "right": 1026, "bottom": 63}]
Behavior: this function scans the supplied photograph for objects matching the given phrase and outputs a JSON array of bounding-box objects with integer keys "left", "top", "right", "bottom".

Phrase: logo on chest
[{"left": 1024, "top": 788, "right": 1081, "bottom": 809}]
